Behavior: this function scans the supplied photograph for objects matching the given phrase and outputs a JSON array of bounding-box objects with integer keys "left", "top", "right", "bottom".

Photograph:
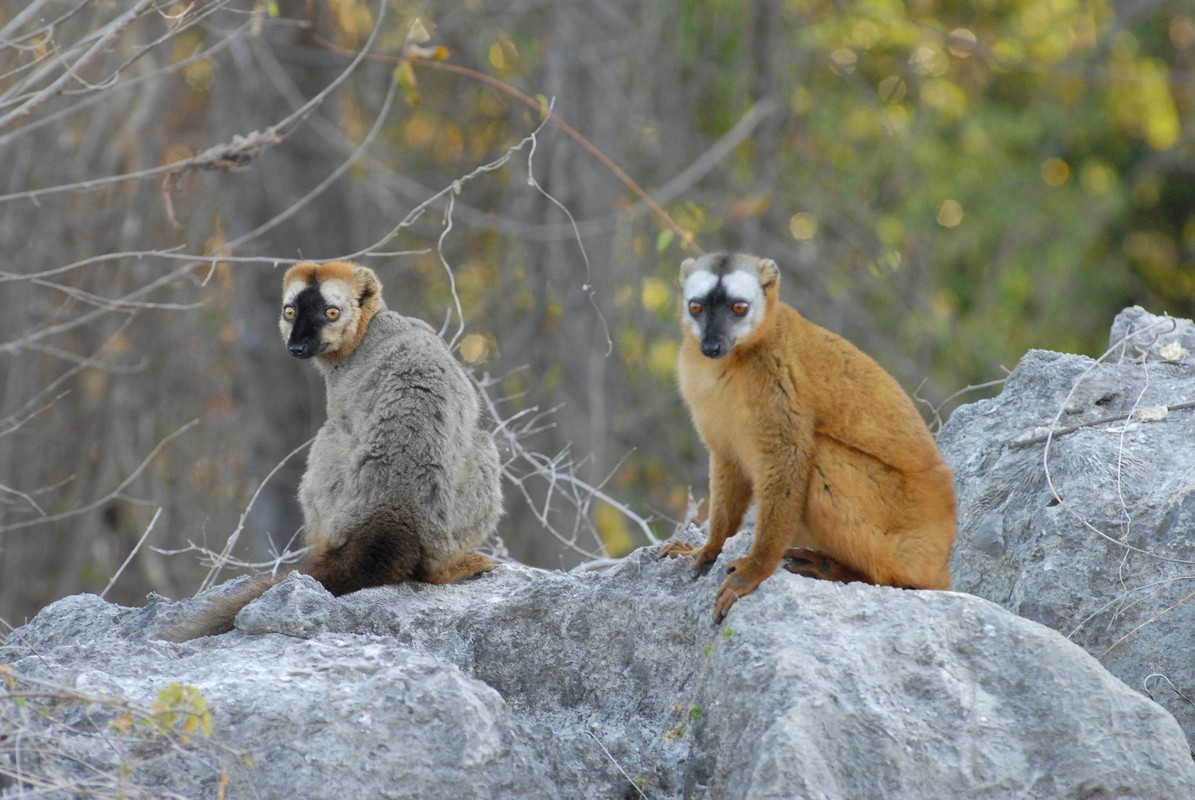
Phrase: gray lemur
[{"left": 159, "top": 260, "right": 501, "bottom": 641}]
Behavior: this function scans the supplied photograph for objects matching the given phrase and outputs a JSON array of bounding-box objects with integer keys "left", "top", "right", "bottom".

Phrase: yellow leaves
[
  {"left": 488, "top": 34, "right": 521, "bottom": 73},
  {"left": 919, "top": 78, "right": 969, "bottom": 121},
  {"left": 647, "top": 340, "right": 678, "bottom": 380},
  {"left": 1040, "top": 157, "right": 1070, "bottom": 188},
  {"left": 594, "top": 502, "right": 634, "bottom": 557},
  {"left": 396, "top": 60, "right": 421, "bottom": 106},
  {"left": 947, "top": 28, "right": 977, "bottom": 58},
  {"left": 1137, "top": 61, "right": 1180, "bottom": 151},
  {"left": 459, "top": 333, "right": 496, "bottom": 364},
  {"left": 1106, "top": 48, "right": 1181, "bottom": 151},
  {"left": 936, "top": 199, "right": 964, "bottom": 228},
  {"left": 876, "top": 215, "right": 904, "bottom": 248},
  {"left": 106, "top": 684, "right": 213, "bottom": 746},
  {"left": 641, "top": 278, "right": 671, "bottom": 314},
  {"left": 829, "top": 48, "right": 858, "bottom": 74},
  {"left": 328, "top": 0, "right": 373, "bottom": 45},
  {"left": 402, "top": 112, "right": 465, "bottom": 164},
  {"left": 183, "top": 60, "right": 213, "bottom": 92},
  {"left": 910, "top": 46, "right": 949, "bottom": 78},
  {"left": 877, "top": 75, "right": 908, "bottom": 104},
  {"left": 727, "top": 194, "right": 771, "bottom": 220},
  {"left": 788, "top": 212, "right": 818, "bottom": 241},
  {"left": 149, "top": 683, "right": 213, "bottom": 744},
  {"left": 251, "top": 1, "right": 280, "bottom": 35}
]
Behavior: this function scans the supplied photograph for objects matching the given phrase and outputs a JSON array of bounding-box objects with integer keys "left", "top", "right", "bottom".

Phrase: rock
[
  {"left": 940, "top": 306, "right": 1195, "bottom": 749},
  {"left": 1108, "top": 305, "right": 1195, "bottom": 364},
  {"left": 3, "top": 529, "right": 1193, "bottom": 799}
]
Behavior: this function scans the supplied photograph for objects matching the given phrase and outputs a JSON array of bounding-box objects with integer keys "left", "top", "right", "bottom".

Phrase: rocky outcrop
[
  {"left": 940, "top": 306, "right": 1195, "bottom": 748},
  {"left": 5, "top": 306, "right": 1195, "bottom": 798},
  {"left": 4, "top": 528, "right": 1193, "bottom": 798}
]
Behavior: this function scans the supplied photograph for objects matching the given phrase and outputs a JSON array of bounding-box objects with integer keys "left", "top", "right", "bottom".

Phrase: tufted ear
[
  {"left": 353, "top": 265, "right": 381, "bottom": 308},
  {"left": 678, "top": 257, "right": 697, "bottom": 283},
  {"left": 757, "top": 258, "right": 780, "bottom": 291}
]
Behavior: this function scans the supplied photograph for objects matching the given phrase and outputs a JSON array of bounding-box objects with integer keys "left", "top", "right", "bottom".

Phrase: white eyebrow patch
[
  {"left": 683, "top": 270, "right": 719, "bottom": 300},
  {"left": 316, "top": 279, "right": 355, "bottom": 309},
  {"left": 720, "top": 270, "right": 764, "bottom": 303},
  {"left": 282, "top": 279, "right": 308, "bottom": 304}
]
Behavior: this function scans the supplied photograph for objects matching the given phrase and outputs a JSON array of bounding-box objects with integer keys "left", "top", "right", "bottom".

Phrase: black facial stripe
[
  {"left": 703, "top": 303, "right": 735, "bottom": 339},
  {"left": 704, "top": 280, "right": 729, "bottom": 307},
  {"left": 289, "top": 285, "right": 332, "bottom": 339},
  {"left": 709, "top": 252, "right": 734, "bottom": 278},
  {"left": 693, "top": 278, "right": 750, "bottom": 311},
  {"left": 693, "top": 281, "right": 730, "bottom": 341}
]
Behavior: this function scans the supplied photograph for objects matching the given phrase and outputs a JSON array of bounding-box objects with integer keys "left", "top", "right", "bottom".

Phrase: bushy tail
[{"left": 154, "top": 576, "right": 281, "bottom": 642}]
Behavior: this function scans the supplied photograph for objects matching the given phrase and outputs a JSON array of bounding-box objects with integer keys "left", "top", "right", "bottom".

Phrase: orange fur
[
  {"left": 662, "top": 258, "right": 956, "bottom": 621},
  {"left": 281, "top": 261, "right": 382, "bottom": 363}
]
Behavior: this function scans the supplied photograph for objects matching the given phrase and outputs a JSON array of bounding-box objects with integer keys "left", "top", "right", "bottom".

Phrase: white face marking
[
  {"left": 281, "top": 278, "right": 307, "bottom": 306},
  {"left": 683, "top": 270, "right": 718, "bottom": 338},
  {"left": 683, "top": 270, "right": 719, "bottom": 302},
  {"left": 279, "top": 276, "right": 359, "bottom": 358},
  {"left": 680, "top": 267, "right": 768, "bottom": 351},
  {"left": 719, "top": 271, "right": 764, "bottom": 304},
  {"left": 718, "top": 269, "right": 766, "bottom": 341}
]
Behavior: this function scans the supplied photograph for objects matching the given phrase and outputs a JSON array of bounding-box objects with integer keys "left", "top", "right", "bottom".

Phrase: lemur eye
[
  {"left": 282, "top": 304, "right": 296, "bottom": 320},
  {"left": 325, "top": 307, "right": 341, "bottom": 321},
  {"left": 688, "top": 301, "right": 704, "bottom": 316},
  {"left": 731, "top": 301, "right": 749, "bottom": 316}
]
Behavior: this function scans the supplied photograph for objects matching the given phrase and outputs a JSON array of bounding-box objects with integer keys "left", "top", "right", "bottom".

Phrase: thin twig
[
  {"left": 101, "top": 507, "right": 162, "bottom": 599},
  {"left": 0, "top": 420, "right": 199, "bottom": 533},
  {"left": 1008, "top": 401, "right": 1195, "bottom": 449},
  {"left": 198, "top": 436, "right": 315, "bottom": 592}
]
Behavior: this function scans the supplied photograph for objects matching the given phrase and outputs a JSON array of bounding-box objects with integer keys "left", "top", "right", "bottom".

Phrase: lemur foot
[
  {"left": 781, "top": 548, "right": 868, "bottom": 584},
  {"left": 419, "top": 552, "right": 498, "bottom": 585},
  {"left": 659, "top": 540, "right": 720, "bottom": 577},
  {"left": 713, "top": 556, "right": 772, "bottom": 622}
]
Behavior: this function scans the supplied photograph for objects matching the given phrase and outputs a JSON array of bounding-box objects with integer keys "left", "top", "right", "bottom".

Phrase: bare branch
[
  {"left": 0, "top": 420, "right": 199, "bottom": 534},
  {"left": 196, "top": 435, "right": 315, "bottom": 593},
  {"left": 100, "top": 506, "right": 162, "bottom": 599},
  {"left": 0, "top": 0, "right": 158, "bottom": 131}
]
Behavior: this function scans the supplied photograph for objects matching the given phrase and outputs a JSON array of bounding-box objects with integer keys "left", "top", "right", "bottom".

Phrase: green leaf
[{"left": 656, "top": 229, "right": 675, "bottom": 254}]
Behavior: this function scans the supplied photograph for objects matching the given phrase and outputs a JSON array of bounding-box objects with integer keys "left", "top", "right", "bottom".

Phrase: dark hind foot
[{"left": 781, "top": 548, "right": 869, "bottom": 584}]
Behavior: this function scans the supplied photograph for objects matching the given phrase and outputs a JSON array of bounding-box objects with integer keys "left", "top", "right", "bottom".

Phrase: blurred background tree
[{"left": 1, "top": 0, "right": 1191, "bottom": 626}]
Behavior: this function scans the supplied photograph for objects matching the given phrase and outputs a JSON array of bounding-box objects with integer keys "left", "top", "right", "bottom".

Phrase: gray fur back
[{"left": 299, "top": 310, "right": 501, "bottom": 558}]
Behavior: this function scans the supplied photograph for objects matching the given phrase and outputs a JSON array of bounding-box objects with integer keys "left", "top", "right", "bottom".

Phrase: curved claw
[
  {"left": 781, "top": 548, "right": 868, "bottom": 584},
  {"left": 660, "top": 540, "right": 722, "bottom": 579},
  {"left": 712, "top": 559, "right": 770, "bottom": 622},
  {"left": 691, "top": 549, "right": 719, "bottom": 577},
  {"left": 659, "top": 540, "right": 699, "bottom": 559}
]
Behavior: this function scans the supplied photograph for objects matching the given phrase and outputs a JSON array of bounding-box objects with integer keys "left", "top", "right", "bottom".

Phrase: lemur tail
[{"left": 154, "top": 576, "right": 281, "bottom": 642}]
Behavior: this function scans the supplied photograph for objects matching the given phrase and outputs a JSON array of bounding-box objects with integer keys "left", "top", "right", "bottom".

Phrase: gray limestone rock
[
  {"left": 3, "top": 529, "right": 1193, "bottom": 799},
  {"left": 940, "top": 306, "right": 1195, "bottom": 749}
]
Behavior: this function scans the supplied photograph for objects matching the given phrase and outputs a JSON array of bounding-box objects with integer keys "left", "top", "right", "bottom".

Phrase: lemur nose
[
  {"left": 701, "top": 342, "right": 723, "bottom": 358},
  {"left": 288, "top": 343, "right": 309, "bottom": 358}
]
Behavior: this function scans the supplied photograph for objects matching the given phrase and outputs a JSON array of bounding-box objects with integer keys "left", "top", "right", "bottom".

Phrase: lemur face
[
  {"left": 680, "top": 253, "right": 778, "bottom": 359},
  {"left": 279, "top": 261, "right": 378, "bottom": 361}
]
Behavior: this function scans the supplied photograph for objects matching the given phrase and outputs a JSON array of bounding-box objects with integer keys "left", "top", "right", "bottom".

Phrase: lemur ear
[
  {"left": 679, "top": 257, "right": 697, "bottom": 283},
  {"left": 353, "top": 265, "right": 381, "bottom": 308},
  {"left": 757, "top": 258, "right": 780, "bottom": 290}
]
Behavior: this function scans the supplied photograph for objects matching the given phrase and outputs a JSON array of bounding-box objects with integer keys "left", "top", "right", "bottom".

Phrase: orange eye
[
  {"left": 282, "top": 305, "right": 296, "bottom": 320},
  {"left": 731, "top": 301, "right": 749, "bottom": 316},
  {"left": 688, "top": 301, "right": 703, "bottom": 316},
  {"left": 324, "top": 307, "right": 341, "bottom": 321}
]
